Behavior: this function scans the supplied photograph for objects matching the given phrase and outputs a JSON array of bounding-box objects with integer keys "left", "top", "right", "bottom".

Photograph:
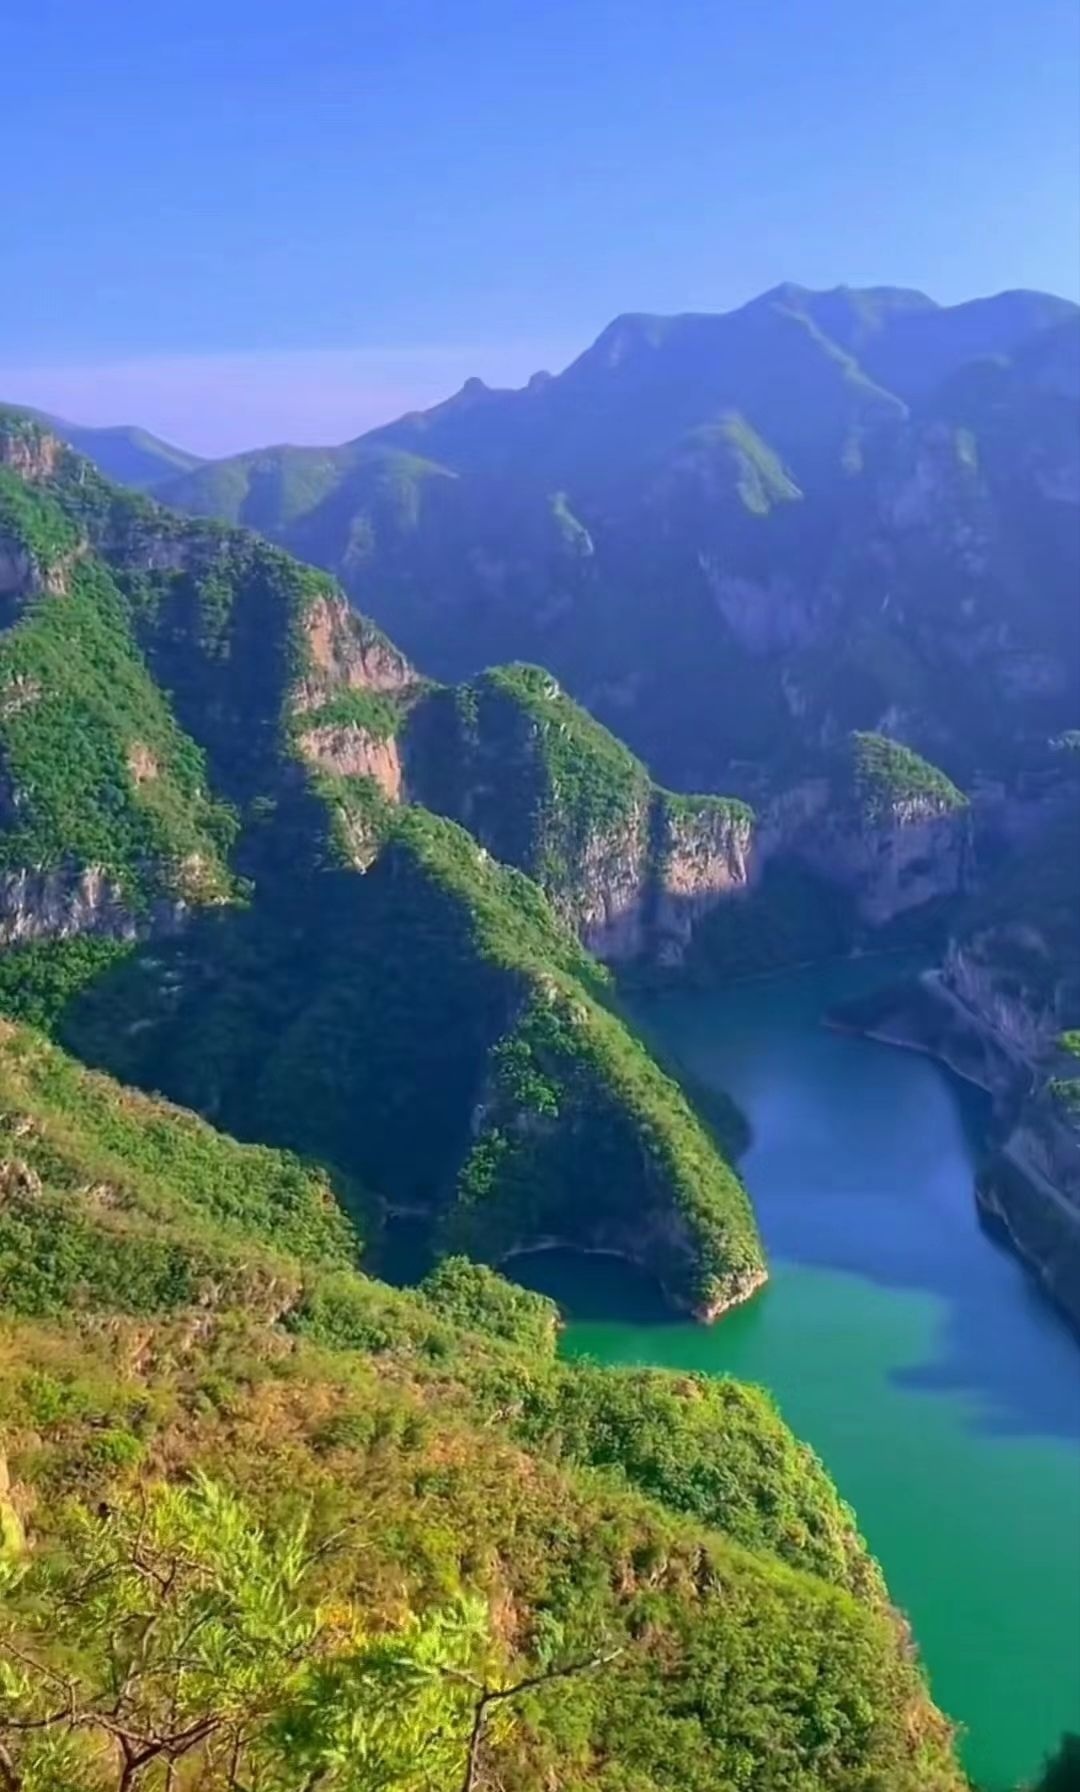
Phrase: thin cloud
[{"left": 0, "top": 341, "right": 577, "bottom": 459}]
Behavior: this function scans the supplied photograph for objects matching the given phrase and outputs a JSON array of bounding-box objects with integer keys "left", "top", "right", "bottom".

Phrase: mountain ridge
[
  {"left": 97, "top": 279, "right": 1079, "bottom": 799},
  {"left": 9, "top": 405, "right": 205, "bottom": 488}
]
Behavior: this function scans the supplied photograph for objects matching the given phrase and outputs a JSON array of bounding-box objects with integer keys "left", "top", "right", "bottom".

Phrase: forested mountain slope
[
  {"left": 154, "top": 284, "right": 1080, "bottom": 795},
  {"left": 0, "top": 1018, "right": 966, "bottom": 1789},
  {"left": 0, "top": 413, "right": 763, "bottom": 1317}
]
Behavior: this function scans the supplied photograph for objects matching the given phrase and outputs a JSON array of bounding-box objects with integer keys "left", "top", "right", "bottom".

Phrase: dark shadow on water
[
  {"left": 369, "top": 1215, "right": 437, "bottom": 1288},
  {"left": 508, "top": 1248, "right": 675, "bottom": 1326},
  {"left": 888, "top": 1228, "right": 1080, "bottom": 1442},
  {"left": 631, "top": 964, "right": 1080, "bottom": 1445}
]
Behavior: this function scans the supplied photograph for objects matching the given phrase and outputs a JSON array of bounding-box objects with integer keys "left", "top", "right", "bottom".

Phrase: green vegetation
[
  {"left": 0, "top": 552, "right": 237, "bottom": 905},
  {"left": 0, "top": 1020, "right": 357, "bottom": 1271},
  {"left": 157, "top": 439, "right": 453, "bottom": 557},
  {"left": 62, "top": 796, "right": 761, "bottom": 1313},
  {"left": 0, "top": 462, "right": 80, "bottom": 567},
  {"left": 672, "top": 412, "right": 803, "bottom": 515},
  {"left": 406, "top": 663, "right": 653, "bottom": 910},
  {"left": 0, "top": 410, "right": 1044, "bottom": 1782},
  {"left": 419, "top": 1253, "right": 559, "bottom": 1352},
  {"left": 0, "top": 408, "right": 1032, "bottom": 1343},
  {"left": 0, "top": 1474, "right": 495, "bottom": 1791},
  {"left": 292, "top": 684, "right": 405, "bottom": 741},
  {"left": 487, "top": 664, "right": 651, "bottom": 890},
  {"left": 0, "top": 1015, "right": 965, "bottom": 1788},
  {"left": 405, "top": 669, "right": 757, "bottom": 965},
  {"left": 0, "top": 936, "right": 134, "bottom": 1029},
  {"left": 132, "top": 285, "right": 1080, "bottom": 809},
  {"left": 0, "top": 414, "right": 769, "bottom": 1310},
  {"left": 451, "top": 984, "right": 762, "bottom": 1311},
  {"left": 844, "top": 732, "right": 968, "bottom": 821},
  {"left": 1048, "top": 1078, "right": 1080, "bottom": 1120}
]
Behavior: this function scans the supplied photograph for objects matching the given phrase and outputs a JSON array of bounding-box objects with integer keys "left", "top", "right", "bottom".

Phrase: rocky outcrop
[
  {"left": 839, "top": 991, "right": 1080, "bottom": 1333},
  {"left": 502, "top": 1235, "right": 767, "bottom": 1324},
  {"left": 977, "top": 1098, "right": 1080, "bottom": 1330},
  {"left": 694, "top": 1263, "right": 769, "bottom": 1323},
  {"left": 296, "top": 594, "right": 413, "bottom": 712},
  {"left": 0, "top": 537, "right": 78, "bottom": 607},
  {"left": 0, "top": 865, "right": 184, "bottom": 945},
  {"left": 705, "top": 569, "right": 822, "bottom": 654},
  {"left": 941, "top": 934, "right": 1061, "bottom": 1068},
  {"left": 790, "top": 797, "right": 971, "bottom": 925},
  {"left": 573, "top": 790, "right": 652, "bottom": 960},
  {"left": 556, "top": 793, "right": 756, "bottom": 966},
  {"left": 650, "top": 799, "right": 755, "bottom": 964},
  {"left": 0, "top": 429, "right": 63, "bottom": 483},
  {"left": 126, "top": 741, "right": 160, "bottom": 785},
  {"left": 834, "top": 826, "right": 1080, "bottom": 1329},
  {"left": 751, "top": 739, "right": 972, "bottom": 930},
  {"left": 298, "top": 723, "right": 403, "bottom": 801}
]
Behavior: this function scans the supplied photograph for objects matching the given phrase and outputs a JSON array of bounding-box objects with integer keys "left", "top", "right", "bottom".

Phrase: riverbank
[
  {"left": 828, "top": 968, "right": 1080, "bottom": 1329},
  {"left": 515, "top": 958, "right": 1080, "bottom": 1789}
]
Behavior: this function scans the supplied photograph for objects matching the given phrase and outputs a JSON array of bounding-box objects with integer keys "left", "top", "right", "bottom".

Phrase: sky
[{"left": 3, "top": 0, "right": 1078, "bottom": 456}]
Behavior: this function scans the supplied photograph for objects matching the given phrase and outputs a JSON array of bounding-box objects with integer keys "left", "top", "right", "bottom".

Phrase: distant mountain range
[
  {"left": 17, "top": 406, "right": 205, "bottom": 488},
  {"left": 24, "top": 282, "right": 1080, "bottom": 795}
]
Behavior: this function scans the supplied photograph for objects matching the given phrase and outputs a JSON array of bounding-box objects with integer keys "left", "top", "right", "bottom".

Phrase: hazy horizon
[
  {"left": 4, "top": 275, "right": 1078, "bottom": 460},
  {"left": 6, "top": 0, "right": 1078, "bottom": 456}
]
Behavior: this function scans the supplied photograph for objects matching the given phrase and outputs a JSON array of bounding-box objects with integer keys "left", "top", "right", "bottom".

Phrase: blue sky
[{"left": 4, "top": 0, "right": 1078, "bottom": 454}]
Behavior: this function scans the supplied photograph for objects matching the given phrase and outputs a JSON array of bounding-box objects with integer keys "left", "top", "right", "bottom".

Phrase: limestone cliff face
[
  {"left": 650, "top": 801, "right": 755, "bottom": 964},
  {"left": 297, "top": 722, "right": 403, "bottom": 802},
  {"left": 704, "top": 569, "right": 824, "bottom": 655},
  {"left": 572, "top": 791, "right": 652, "bottom": 960},
  {"left": 294, "top": 596, "right": 413, "bottom": 713},
  {"left": 0, "top": 430, "right": 63, "bottom": 484},
  {"left": 0, "top": 532, "right": 78, "bottom": 605},
  {"left": 0, "top": 865, "right": 185, "bottom": 945},
  {"left": 941, "top": 933, "right": 1063, "bottom": 1070},
  {"left": 939, "top": 898, "right": 1080, "bottom": 1327},
  {"left": 977, "top": 1097, "right": 1080, "bottom": 1329},
  {"left": 787, "top": 793, "right": 972, "bottom": 926},
  {"left": 405, "top": 681, "right": 972, "bottom": 966},
  {"left": 528, "top": 791, "right": 755, "bottom": 967},
  {"left": 839, "top": 799, "right": 1080, "bottom": 1327}
]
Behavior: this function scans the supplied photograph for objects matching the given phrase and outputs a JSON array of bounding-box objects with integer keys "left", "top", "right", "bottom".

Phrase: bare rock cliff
[
  {"left": 0, "top": 865, "right": 185, "bottom": 946},
  {"left": 298, "top": 723, "right": 404, "bottom": 802}
]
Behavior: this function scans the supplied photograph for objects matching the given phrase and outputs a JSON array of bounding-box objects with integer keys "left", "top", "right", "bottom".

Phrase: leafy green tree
[{"left": 0, "top": 1476, "right": 492, "bottom": 1791}]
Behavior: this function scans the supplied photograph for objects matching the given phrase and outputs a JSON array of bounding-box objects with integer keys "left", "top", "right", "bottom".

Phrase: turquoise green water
[{"left": 515, "top": 960, "right": 1080, "bottom": 1790}]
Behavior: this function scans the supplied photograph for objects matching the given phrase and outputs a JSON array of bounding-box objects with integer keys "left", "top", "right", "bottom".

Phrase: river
[{"left": 513, "top": 959, "right": 1080, "bottom": 1790}]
